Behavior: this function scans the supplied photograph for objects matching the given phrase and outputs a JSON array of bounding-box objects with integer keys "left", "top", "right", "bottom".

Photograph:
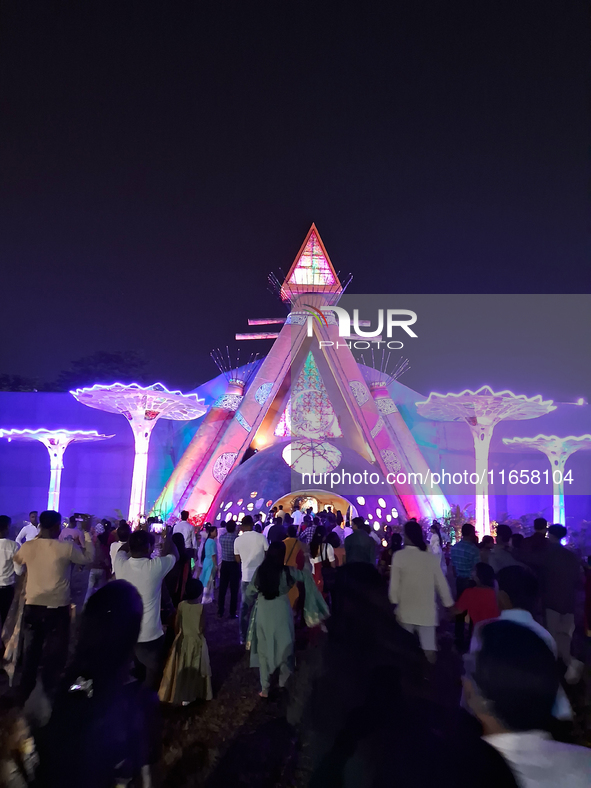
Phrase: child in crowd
[
  {"left": 452, "top": 562, "right": 499, "bottom": 625},
  {"left": 159, "top": 578, "right": 213, "bottom": 705}
]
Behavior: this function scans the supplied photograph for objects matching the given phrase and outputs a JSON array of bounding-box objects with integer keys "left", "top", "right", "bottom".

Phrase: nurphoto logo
[{"left": 302, "top": 305, "right": 418, "bottom": 349}]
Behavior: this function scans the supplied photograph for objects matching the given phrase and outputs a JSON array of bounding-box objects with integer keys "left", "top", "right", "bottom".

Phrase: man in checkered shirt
[
  {"left": 218, "top": 520, "right": 240, "bottom": 618},
  {"left": 450, "top": 523, "right": 481, "bottom": 651},
  {"left": 300, "top": 515, "right": 317, "bottom": 545}
]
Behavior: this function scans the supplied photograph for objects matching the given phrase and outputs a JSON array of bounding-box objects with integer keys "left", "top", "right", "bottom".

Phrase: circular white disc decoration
[
  {"left": 281, "top": 440, "right": 342, "bottom": 475},
  {"left": 356, "top": 496, "right": 366, "bottom": 505},
  {"left": 378, "top": 497, "right": 386, "bottom": 508}
]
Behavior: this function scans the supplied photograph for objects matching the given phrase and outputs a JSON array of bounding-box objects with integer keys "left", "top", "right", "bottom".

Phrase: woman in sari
[
  {"left": 245, "top": 542, "right": 329, "bottom": 698},
  {"left": 199, "top": 526, "right": 218, "bottom": 605}
]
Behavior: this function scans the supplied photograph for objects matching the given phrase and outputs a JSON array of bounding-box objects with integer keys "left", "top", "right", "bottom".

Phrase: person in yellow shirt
[{"left": 13, "top": 510, "right": 93, "bottom": 702}]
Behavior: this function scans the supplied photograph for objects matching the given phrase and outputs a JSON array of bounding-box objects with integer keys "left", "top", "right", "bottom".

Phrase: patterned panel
[
  {"left": 214, "top": 394, "right": 243, "bottom": 412},
  {"left": 255, "top": 382, "right": 273, "bottom": 405},
  {"left": 234, "top": 411, "right": 252, "bottom": 432},
  {"left": 274, "top": 352, "right": 341, "bottom": 439},
  {"left": 370, "top": 418, "right": 384, "bottom": 438},
  {"left": 376, "top": 397, "right": 398, "bottom": 415},
  {"left": 212, "top": 452, "right": 238, "bottom": 484},
  {"left": 286, "top": 313, "right": 307, "bottom": 325},
  {"left": 381, "top": 449, "right": 402, "bottom": 474},
  {"left": 349, "top": 380, "right": 369, "bottom": 407}
]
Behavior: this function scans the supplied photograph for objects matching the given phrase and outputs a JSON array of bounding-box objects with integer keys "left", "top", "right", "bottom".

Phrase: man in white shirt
[
  {"left": 173, "top": 510, "right": 197, "bottom": 556},
  {"left": 331, "top": 523, "right": 352, "bottom": 544},
  {"left": 292, "top": 506, "right": 304, "bottom": 528},
  {"left": 0, "top": 516, "right": 20, "bottom": 635},
  {"left": 109, "top": 520, "right": 131, "bottom": 572},
  {"left": 15, "top": 511, "right": 39, "bottom": 546},
  {"left": 234, "top": 515, "right": 268, "bottom": 644},
  {"left": 113, "top": 528, "right": 178, "bottom": 689},
  {"left": 276, "top": 505, "right": 286, "bottom": 521},
  {"left": 463, "top": 619, "right": 591, "bottom": 788},
  {"left": 389, "top": 521, "right": 453, "bottom": 661}
]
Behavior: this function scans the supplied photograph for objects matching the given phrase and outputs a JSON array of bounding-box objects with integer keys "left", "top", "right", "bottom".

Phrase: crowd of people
[{"left": 0, "top": 504, "right": 589, "bottom": 786}]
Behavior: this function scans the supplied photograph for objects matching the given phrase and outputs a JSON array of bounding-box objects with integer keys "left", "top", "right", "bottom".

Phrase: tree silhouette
[{"left": 52, "top": 350, "right": 149, "bottom": 391}]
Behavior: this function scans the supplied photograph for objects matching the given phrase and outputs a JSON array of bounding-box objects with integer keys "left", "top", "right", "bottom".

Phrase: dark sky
[{"left": 1, "top": 1, "right": 588, "bottom": 392}]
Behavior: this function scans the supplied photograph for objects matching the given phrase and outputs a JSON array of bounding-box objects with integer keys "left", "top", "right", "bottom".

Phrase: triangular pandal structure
[
  {"left": 281, "top": 224, "right": 341, "bottom": 300},
  {"left": 153, "top": 225, "right": 449, "bottom": 524}
]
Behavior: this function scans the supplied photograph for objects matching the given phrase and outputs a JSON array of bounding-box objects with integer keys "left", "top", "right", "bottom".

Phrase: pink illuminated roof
[{"left": 283, "top": 224, "right": 340, "bottom": 292}]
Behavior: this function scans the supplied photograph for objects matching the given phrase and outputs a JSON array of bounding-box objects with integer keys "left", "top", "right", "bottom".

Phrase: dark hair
[
  {"left": 201, "top": 525, "right": 216, "bottom": 562},
  {"left": 481, "top": 535, "right": 494, "bottom": 548},
  {"left": 496, "top": 523, "right": 512, "bottom": 544},
  {"left": 242, "top": 515, "right": 254, "bottom": 528},
  {"left": 511, "top": 533, "right": 524, "bottom": 549},
  {"left": 180, "top": 510, "right": 189, "bottom": 521},
  {"left": 390, "top": 532, "right": 403, "bottom": 552},
  {"left": 117, "top": 522, "right": 131, "bottom": 542},
  {"left": 461, "top": 523, "right": 476, "bottom": 539},
  {"left": 313, "top": 516, "right": 321, "bottom": 526},
  {"left": 0, "top": 515, "right": 11, "bottom": 531},
  {"left": 72, "top": 580, "right": 143, "bottom": 678},
  {"left": 256, "top": 542, "right": 289, "bottom": 600},
  {"left": 29, "top": 510, "right": 38, "bottom": 516},
  {"left": 474, "top": 621, "right": 557, "bottom": 731},
  {"left": 475, "top": 562, "right": 495, "bottom": 588},
  {"left": 225, "top": 519, "right": 236, "bottom": 534},
  {"left": 533, "top": 517, "right": 548, "bottom": 532},
  {"left": 273, "top": 516, "right": 283, "bottom": 526},
  {"left": 497, "top": 565, "right": 538, "bottom": 611},
  {"left": 548, "top": 524, "right": 567, "bottom": 541},
  {"left": 40, "top": 510, "right": 61, "bottom": 530},
  {"left": 278, "top": 505, "right": 283, "bottom": 510},
  {"left": 129, "top": 530, "right": 151, "bottom": 556},
  {"left": 352, "top": 516, "right": 365, "bottom": 529},
  {"left": 326, "top": 531, "right": 341, "bottom": 549},
  {"left": 404, "top": 521, "right": 427, "bottom": 551},
  {"left": 303, "top": 515, "right": 312, "bottom": 525},
  {"left": 286, "top": 524, "right": 298, "bottom": 538},
  {"left": 310, "top": 525, "right": 326, "bottom": 558},
  {"left": 172, "top": 532, "right": 186, "bottom": 557},
  {"left": 184, "top": 578, "right": 203, "bottom": 601}
]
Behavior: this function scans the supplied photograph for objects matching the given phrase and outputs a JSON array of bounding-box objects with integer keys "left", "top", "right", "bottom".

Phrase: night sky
[{"left": 1, "top": 1, "right": 588, "bottom": 393}]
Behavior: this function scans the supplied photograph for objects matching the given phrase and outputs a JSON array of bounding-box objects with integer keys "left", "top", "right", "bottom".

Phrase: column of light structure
[
  {"left": 503, "top": 434, "right": 591, "bottom": 524},
  {"left": 71, "top": 383, "right": 206, "bottom": 522},
  {"left": 416, "top": 387, "right": 555, "bottom": 535},
  {"left": 0, "top": 428, "right": 113, "bottom": 510}
]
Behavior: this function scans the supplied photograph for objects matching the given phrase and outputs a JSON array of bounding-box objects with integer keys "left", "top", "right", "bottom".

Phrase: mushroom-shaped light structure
[
  {"left": 503, "top": 434, "right": 591, "bottom": 524},
  {"left": 0, "top": 428, "right": 114, "bottom": 511},
  {"left": 70, "top": 383, "right": 206, "bottom": 522},
  {"left": 416, "top": 387, "right": 555, "bottom": 535}
]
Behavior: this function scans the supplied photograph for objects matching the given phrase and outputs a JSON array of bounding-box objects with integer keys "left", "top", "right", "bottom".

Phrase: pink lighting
[
  {"left": 0, "top": 428, "right": 113, "bottom": 510},
  {"left": 71, "top": 383, "right": 206, "bottom": 522}
]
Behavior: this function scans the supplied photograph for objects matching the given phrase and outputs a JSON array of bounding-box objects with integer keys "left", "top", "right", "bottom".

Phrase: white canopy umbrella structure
[
  {"left": 0, "top": 428, "right": 114, "bottom": 511},
  {"left": 503, "top": 434, "right": 591, "bottom": 524},
  {"left": 71, "top": 383, "right": 207, "bottom": 522},
  {"left": 416, "top": 387, "right": 555, "bottom": 535}
]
